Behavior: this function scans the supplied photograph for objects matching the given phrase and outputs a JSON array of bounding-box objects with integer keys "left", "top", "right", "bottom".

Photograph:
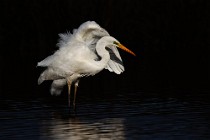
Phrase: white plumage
[{"left": 37, "top": 21, "right": 135, "bottom": 111}]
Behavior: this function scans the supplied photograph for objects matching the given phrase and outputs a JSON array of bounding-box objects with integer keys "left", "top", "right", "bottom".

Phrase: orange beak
[{"left": 116, "top": 43, "right": 136, "bottom": 56}]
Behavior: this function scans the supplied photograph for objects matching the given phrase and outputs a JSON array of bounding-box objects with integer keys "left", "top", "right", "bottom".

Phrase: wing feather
[
  {"left": 50, "top": 79, "right": 66, "bottom": 96},
  {"left": 105, "top": 46, "right": 125, "bottom": 74}
]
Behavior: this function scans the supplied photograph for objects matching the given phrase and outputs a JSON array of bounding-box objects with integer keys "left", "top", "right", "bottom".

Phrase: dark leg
[
  {"left": 67, "top": 80, "right": 72, "bottom": 109},
  {"left": 73, "top": 80, "right": 80, "bottom": 112}
]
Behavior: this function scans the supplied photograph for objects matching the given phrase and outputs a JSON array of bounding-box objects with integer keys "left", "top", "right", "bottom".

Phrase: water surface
[{"left": 0, "top": 92, "right": 210, "bottom": 139}]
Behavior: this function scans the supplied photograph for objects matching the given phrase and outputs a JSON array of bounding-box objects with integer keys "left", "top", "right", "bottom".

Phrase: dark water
[{"left": 0, "top": 92, "right": 210, "bottom": 140}]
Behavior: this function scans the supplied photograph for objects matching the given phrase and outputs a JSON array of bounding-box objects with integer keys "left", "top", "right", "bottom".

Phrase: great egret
[{"left": 37, "top": 21, "right": 135, "bottom": 112}]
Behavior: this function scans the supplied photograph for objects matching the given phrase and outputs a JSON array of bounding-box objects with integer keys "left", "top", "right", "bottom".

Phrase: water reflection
[{"left": 41, "top": 117, "right": 125, "bottom": 140}]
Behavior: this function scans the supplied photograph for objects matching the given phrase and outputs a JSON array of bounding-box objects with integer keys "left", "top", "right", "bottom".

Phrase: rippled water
[{"left": 0, "top": 92, "right": 210, "bottom": 139}]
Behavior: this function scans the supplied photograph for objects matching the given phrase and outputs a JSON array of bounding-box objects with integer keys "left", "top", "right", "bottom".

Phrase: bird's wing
[
  {"left": 105, "top": 45, "right": 125, "bottom": 74},
  {"left": 56, "top": 31, "right": 74, "bottom": 48},
  {"left": 57, "top": 21, "right": 108, "bottom": 48},
  {"left": 38, "top": 22, "right": 99, "bottom": 67}
]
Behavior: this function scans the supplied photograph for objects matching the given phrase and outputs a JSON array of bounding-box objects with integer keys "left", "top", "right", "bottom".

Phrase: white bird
[{"left": 37, "top": 21, "right": 135, "bottom": 112}]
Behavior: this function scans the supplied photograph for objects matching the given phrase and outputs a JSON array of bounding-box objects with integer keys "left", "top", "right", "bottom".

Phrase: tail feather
[
  {"left": 37, "top": 55, "right": 54, "bottom": 67},
  {"left": 50, "top": 79, "right": 66, "bottom": 96},
  {"left": 38, "top": 68, "right": 62, "bottom": 85},
  {"left": 38, "top": 72, "right": 45, "bottom": 85}
]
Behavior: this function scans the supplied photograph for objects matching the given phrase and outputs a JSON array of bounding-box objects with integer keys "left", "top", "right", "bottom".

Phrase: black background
[{"left": 0, "top": 0, "right": 209, "bottom": 97}]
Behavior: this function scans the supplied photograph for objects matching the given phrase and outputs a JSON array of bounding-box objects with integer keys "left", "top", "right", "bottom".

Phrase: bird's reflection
[{"left": 40, "top": 115, "right": 126, "bottom": 140}]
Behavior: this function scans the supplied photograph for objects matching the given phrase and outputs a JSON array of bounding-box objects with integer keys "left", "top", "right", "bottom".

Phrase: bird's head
[{"left": 97, "top": 36, "right": 136, "bottom": 56}]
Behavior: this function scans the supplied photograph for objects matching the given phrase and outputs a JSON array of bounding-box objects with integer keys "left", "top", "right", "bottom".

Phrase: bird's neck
[{"left": 94, "top": 39, "right": 110, "bottom": 70}]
